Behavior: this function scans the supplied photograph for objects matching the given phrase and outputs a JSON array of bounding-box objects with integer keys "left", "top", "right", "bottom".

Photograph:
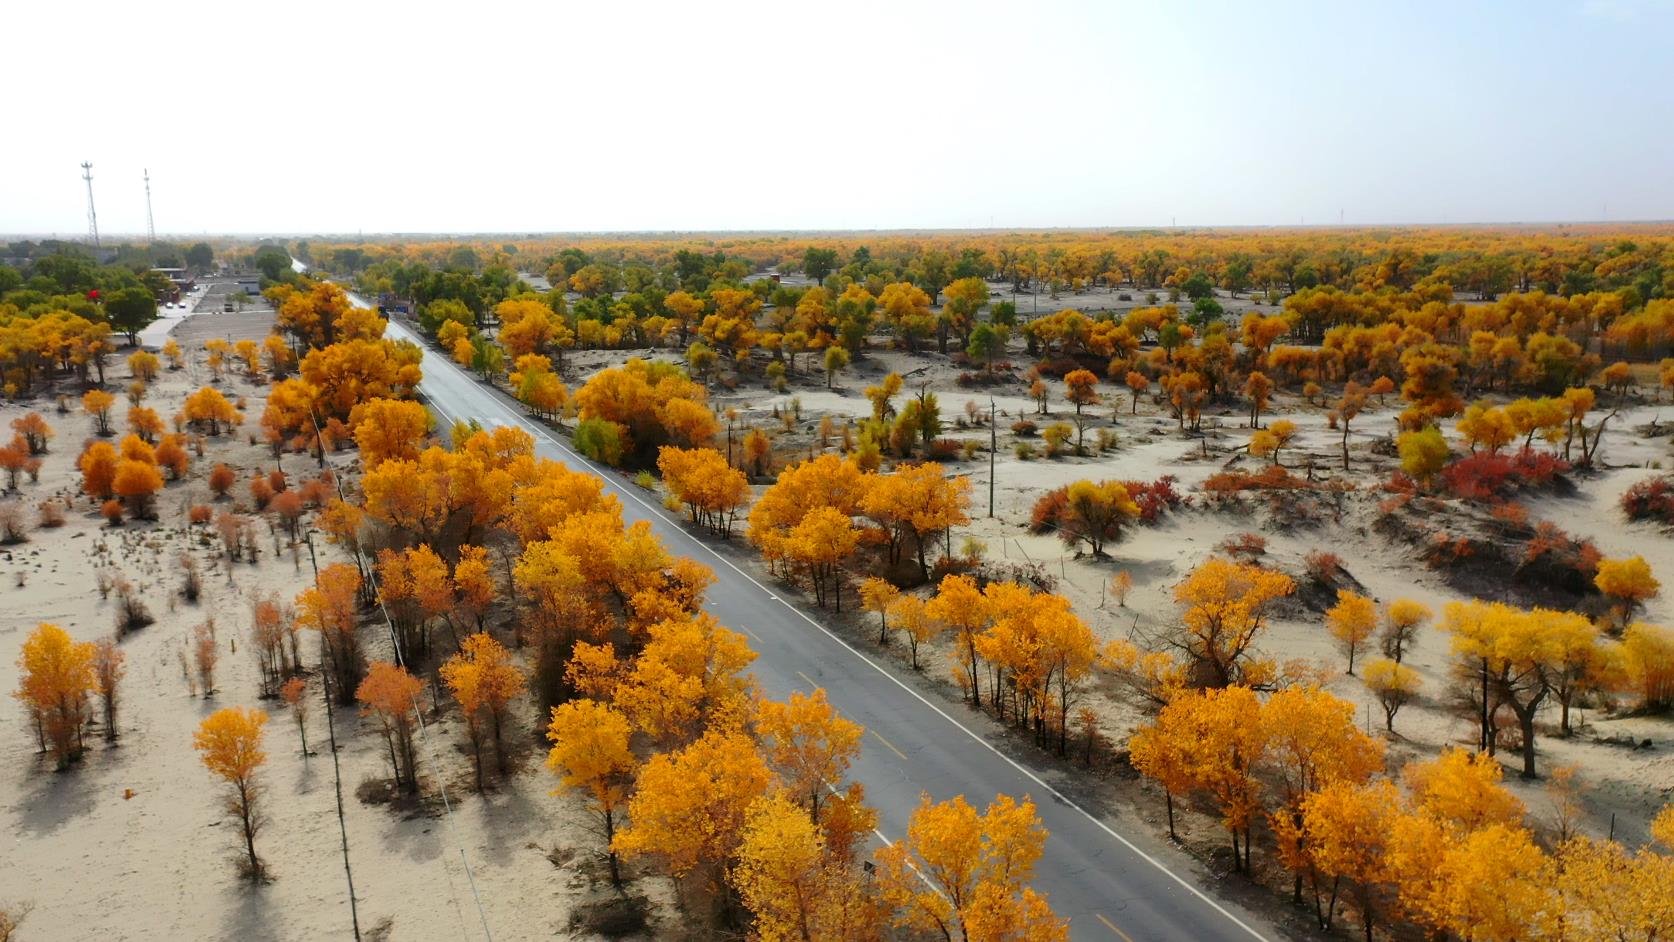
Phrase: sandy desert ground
[{"left": 5, "top": 308, "right": 1672, "bottom": 940}]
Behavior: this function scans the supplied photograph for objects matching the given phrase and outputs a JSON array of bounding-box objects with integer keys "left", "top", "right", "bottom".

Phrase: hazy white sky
[{"left": 5, "top": 0, "right": 1672, "bottom": 236}]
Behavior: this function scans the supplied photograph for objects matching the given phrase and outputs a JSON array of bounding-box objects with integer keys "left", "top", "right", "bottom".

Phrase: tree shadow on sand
[
  {"left": 219, "top": 881, "right": 281, "bottom": 942},
  {"left": 9, "top": 757, "right": 99, "bottom": 838}
]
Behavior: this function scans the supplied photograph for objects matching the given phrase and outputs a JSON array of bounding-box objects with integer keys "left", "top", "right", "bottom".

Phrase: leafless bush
[
  {"left": 0, "top": 503, "right": 27, "bottom": 544},
  {"left": 180, "top": 553, "right": 203, "bottom": 602},
  {"left": 193, "top": 619, "right": 218, "bottom": 696},
  {"left": 36, "top": 498, "right": 66, "bottom": 528},
  {"left": 112, "top": 576, "right": 154, "bottom": 637}
]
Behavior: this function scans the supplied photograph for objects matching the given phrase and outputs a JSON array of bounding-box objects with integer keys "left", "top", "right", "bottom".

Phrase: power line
[
  {"left": 308, "top": 409, "right": 494, "bottom": 942},
  {"left": 308, "top": 530, "right": 365, "bottom": 942}
]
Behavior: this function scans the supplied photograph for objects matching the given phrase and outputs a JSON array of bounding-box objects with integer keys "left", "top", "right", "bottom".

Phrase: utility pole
[
  {"left": 81, "top": 162, "right": 100, "bottom": 248},
  {"left": 144, "top": 169, "right": 156, "bottom": 242},
  {"left": 988, "top": 398, "right": 997, "bottom": 518}
]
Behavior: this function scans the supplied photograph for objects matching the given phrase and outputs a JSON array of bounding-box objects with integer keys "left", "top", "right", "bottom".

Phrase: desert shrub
[
  {"left": 1424, "top": 533, "right": 1478, "bottom": 568},
  {"left": 927, "top": 438, "right": 964, "bottom": 461},
  {"left": 1030, "top": 488, "right": 1070, "bottom": 534},
  {"left": 208, "top": 463, "right": 235, "bottom": 497},
  {"left": 298, "top": 477, "right": 333, "bottom": 507},
  {"left": 1622, "top": 476, "right": 1674, "bottom": 524},
  {"left": 1490, "top": 501, "right": 1530, "bottom": 528},
  {"left": 37, "top": 498, "right": 66, "bottom": 528},
  {"left": 1010, "top": 419, "right": 1038, "bottom": 437},
  {"left": 267, "top": 469, "right": 287, "bottom": 493},
  {"left": 1438, "top": 449, "right": 1571, "bottom": 502},
  {"left": 1220, "top": 532, "right": 1267, "bottom": 557},
  {"left": 102, "top": 499, "right": 124, "bottom": 526},
  {"left": 113, "top": 576, "right": 154, "bottom": 636},
  {"left": 1123, "top": 476, "right": 1185, "bottom": 521},
  {"left": 1522, "top": 522, "right": 1602, "bottom": 581},
  {"left": 249, "top": 477, "right": 274, "bottom": 510},
  {"left": 0, "top": 502, "right": 27, "bottom": 543},
  {"left": 1014, "top": 442, "right": 1037, "bottom": 460},
  {"left": 189, "top": 504, "right": 213, "bottom": 525},
  {"left": 1304, "top": 550, "right": 1344, "bottom": 586},
  {"left": 960, "top": 440, "right": 983, "bottom": 461},
  {"left": 180, "top": 553, "right": 203, "bottom": 602},
  {"left": 1202, "top": 465, "right": 1310, "bottom": 500},
  {"left": 271, "top": 490, "right": 305, "bottom": 540},
  {"left": 1094, "top": 428, "right": 1119, "bottom": 452},
  {"left": 633, "top": 470, "right": 655, "bottom": 490}
]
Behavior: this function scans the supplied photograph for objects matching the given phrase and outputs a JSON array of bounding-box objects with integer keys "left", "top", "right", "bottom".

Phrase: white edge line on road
[{"left": 399, "top": 321, "right": 1271, "bottom": 942}]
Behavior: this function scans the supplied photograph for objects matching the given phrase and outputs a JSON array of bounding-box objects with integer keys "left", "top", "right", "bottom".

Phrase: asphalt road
[{"left": 380, "top": 313, "right": 1282, "bottom": 942}]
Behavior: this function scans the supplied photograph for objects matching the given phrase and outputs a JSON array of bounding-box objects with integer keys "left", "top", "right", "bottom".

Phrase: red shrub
[
  {"left": 1030, "top": 487, "right": 1069, "bottom": 534},
  {"left": 1622, "top": 476, "right": 1674, "bottom": 523},
  {"left": 1523, "top": 522, "right": 1601, "bottom": 578},
  {"left": 1439, "top": 449, "right": 1570, "bottom": 502},
  {"left": 1123, "top": 475, "right": 1186, "bottom": 521},
  {"left": 1304, "top": 550, "right": 1343, "bottom": 584},
  {"left": 1220, "top": 532, "right": 1268, "bottom": 557},
  {"left": 927, "top": 438, "right": 964, "bottom": 461},
  {"left": 1203, "top": 465, "right": 1309, "bottom": 499}
]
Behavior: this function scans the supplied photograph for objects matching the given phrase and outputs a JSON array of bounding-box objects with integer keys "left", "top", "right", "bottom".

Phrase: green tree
[
  {"left": 803, "top": 248, "right": 839, "bottom": 286},
  {"left": 105, "top": 286, "right": 158, "bottom": 344},
  {"left": 185, "top": 242, "right": 215, "bottom": 272}
]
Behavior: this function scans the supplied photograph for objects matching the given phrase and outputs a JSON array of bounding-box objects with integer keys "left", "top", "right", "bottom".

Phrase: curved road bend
[{"left": 378, "top": 314, "right": 1284, "bottom": 942}]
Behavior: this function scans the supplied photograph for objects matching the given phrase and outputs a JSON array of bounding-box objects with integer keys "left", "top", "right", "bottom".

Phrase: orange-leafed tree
[
  {"left": 356, "top": 661, "right": 423, "bottom": 794},
  {"left": 887, "top": 595, "right": 939, "bottom": 670},
  {"left": 155, "top": 433, "right": 190, "bottom": 480},
  {"left": 860, "top": 462, "right": 971, "bottom": 580},
  {"left": 91, "top": 639, "right": 125, "bottom": 743},
  {"left": 1064, "top": 369, "right": 1099, "bottom": 415},
  {"left": 926, "top": 574, "right": 992, "bottom": 703},
  {"left": 14, "top": 623, "right": 97, "bottom": 768},
  {"left": 193, "top": 707, "right": 268, "bottom": 880},
  {"left": 1129, "top": 714, "right": 1195, "bottom": 840},
  {"left": 82, "top": 389, "right": 116, "bottom": 436},
  {"left": 859, "top": 576, "right": 900, "bottom": 646},
  {"left": 1361, "top": 658, "right": 1422, "bottom": 732},
  {"left": 12, "top": 413, "right": 54, "bottom": 454},
  {"left": 1595, "top": 555, "right": 1659, "bottom": 627},
  {"left": 1295, "top": 779, "right": 1402, "bottom": 939},
  {"left": 113, "top": 458, "right": 164, "bottom": 520},
  {"left": 783, "top": 506, "right": 859, "bottom": 610},
  {"left": 1171, "top": 558, "right": 1295, "bottom": 688},
  {"left": 297, "top": 563, "right": 364, "bottom": 702},
  {"left": 127, "top": 405, "right": 165, "bottom": 443},
  {"left": 208, "top": 462, "right": 236, "bottom": 498},
  {"left": 349, "top": 397, "right": 431, "bottom": 467},
  {"left": 1263, "top": 685, "right": 1386, "bottom": 905},
  {"left": 733, "top": 792, "right": 882, "bottom": 942},
  {"left": 182, "top": 386, "right": 241, "bottom": 436},
  {"left": 1402, "top": 747, "right": 1525, "bottom": 833},
  {"left": 657, "top": 446, "right": 749, "bottom": 536},
  {"left": 1325, "top": 590, "right": 1378, "bottom": 674},
  {"left": 756, "top": 688, "right": 863, "bottom": 821},
  {"left": 875, "top": 793, "right": 1066, "bottom": 942},
  {"left": 79, "top": 441, "right": 119, "bottom": 501},
  {"left": 280, "top": 676, "right": 310, "bottom": 754},
  {"left": 1132, "top": 685, "right": 1271, "bottom": 871},
  {"left": 546, "top": 698, "right": 637, "bottom": 885},
  {"left": 612, "top": 728, "right": 773, "bottom": 904},
  {"left": 441, "top": 632, "right": 527, "bottom": 787},
  {"left": 452, "top": 544, "right": 496, "bottom": 631}
]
